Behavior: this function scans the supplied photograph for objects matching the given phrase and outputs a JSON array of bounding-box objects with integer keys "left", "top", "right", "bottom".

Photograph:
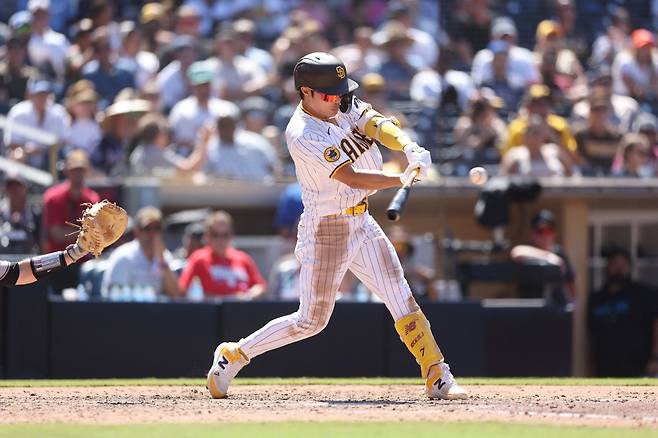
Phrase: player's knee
[{"left": 293, "top": 306, "right": 333, "bottom": 337}]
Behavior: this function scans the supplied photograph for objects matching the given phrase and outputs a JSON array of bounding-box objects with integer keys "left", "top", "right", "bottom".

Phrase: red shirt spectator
[
  {"left": 179, "top": 245, "right": 266, "bottom": 296},
  {"left": 178, "top": 210, "right": 266, "bottom": 298},
  {"left": 43, "top": 150, "right": 100, "bottom": 252}
]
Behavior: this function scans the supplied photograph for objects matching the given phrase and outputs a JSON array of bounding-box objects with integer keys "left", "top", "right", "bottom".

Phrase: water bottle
[{"left": 188, "top": 277, "right": 204, "bottom": 302}]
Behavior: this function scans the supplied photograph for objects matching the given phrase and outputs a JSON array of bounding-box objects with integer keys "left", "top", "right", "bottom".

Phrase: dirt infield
[{"left": 1, "top": 384, "right": 656, "bottom": 428}]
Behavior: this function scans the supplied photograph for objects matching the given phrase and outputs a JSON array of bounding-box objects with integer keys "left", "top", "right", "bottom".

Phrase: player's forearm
[
  {"left": 333, "top": 166, "right": 401, "bottom": 190},
  {"left": 9, "top": 245, "right": 86, "bottom": 286}
]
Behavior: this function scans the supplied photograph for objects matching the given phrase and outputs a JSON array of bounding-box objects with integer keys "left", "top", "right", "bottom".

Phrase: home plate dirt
[{"left": 1, "top": 385, "right": 656, "bottom": 428}]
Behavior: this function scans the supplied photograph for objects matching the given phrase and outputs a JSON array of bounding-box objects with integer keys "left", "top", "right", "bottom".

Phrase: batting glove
[
  {"left": 402, "top": 143, "right": 431, "bottom": 181},
  {"left": 400, "top": 161, "right": 428, "bottom": 184}
]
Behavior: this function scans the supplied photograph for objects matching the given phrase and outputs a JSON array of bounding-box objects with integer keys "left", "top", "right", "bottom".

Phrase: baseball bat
[{"left": 386, "top": 168, "right": 420, "bottom": 221}]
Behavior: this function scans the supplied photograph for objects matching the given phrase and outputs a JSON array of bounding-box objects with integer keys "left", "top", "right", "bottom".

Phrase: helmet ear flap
[{"left": 340, "top": 92, "right": 353, "bottom": 113}]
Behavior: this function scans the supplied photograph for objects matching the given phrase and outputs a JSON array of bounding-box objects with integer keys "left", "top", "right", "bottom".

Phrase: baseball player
[{"left": 207, "top": 52, "right": 468, "bottom": 400}]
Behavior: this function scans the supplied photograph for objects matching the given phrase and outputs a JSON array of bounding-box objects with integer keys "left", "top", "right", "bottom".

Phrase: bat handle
[{"left": 402, "top": 167, "right": 420, "bottom": 189}]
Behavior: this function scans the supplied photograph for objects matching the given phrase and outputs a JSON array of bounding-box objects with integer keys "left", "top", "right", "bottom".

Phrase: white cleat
[
  {"left": 425, "top": 362, "right": 469, "bottom": 400},
  {"left": 206, "top": 342, "right": 249, "bottom": 399}
]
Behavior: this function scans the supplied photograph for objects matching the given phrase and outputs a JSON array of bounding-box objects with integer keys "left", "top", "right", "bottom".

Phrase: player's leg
[
  {"left": 207, "top": 215, "right": 353, "bottom": 398},
  {"left": 348, "top": 215, "right": 468, "bottom": 400}
]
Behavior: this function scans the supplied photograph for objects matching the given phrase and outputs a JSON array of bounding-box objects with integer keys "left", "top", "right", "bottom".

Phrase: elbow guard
[
  {"left": 0, "top": 261, "right": 20, "bottom": 287},
  {"left": 362, "top": 110, "right": 411, "bottom": 151}
]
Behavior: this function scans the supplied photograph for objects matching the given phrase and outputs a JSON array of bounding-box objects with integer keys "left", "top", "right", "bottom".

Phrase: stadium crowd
[{"left": 0, "top": 0, "right": 657, "bottom": 298}]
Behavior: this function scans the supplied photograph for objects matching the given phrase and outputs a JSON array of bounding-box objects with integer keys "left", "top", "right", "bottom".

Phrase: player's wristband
[
  {"left": 30, "top": 251, "right": 66, "bottom": 280},
  {"left": 65, "top": 243, "right": 88, "bottom": 263}
]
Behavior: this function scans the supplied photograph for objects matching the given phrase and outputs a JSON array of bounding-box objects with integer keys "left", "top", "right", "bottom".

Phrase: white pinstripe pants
[{"left": 238, "top": 212, "right": 419, "bottom": 359}]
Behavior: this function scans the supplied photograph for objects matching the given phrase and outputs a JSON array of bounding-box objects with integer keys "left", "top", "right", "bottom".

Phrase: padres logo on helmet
[{"left": 336, "top": 66, "right": 346, "bottom": 80}]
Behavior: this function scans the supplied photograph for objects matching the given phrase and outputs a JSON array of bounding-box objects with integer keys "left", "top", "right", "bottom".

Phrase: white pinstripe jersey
[{"left": 285, "top": 98, "right": 382, "bottom": 217}]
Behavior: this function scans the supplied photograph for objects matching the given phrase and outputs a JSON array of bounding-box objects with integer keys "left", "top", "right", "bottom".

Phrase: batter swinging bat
[{"left": 387, "top": 167, "right": 420, "bottom": 222}]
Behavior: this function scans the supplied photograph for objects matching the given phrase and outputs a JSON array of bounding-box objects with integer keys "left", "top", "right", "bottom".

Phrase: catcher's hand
[{"left": 73, "top": 200, "right": 128, "bottom": 257}]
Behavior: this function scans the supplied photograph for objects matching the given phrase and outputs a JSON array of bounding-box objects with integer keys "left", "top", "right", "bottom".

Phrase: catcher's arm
[{"left": 0, "top": 243, "right": 89, "bottom": 286}]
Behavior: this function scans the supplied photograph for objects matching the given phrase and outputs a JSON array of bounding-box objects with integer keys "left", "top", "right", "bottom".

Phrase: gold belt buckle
[{"left": 345, "top": 199, "right": 368, "bottom": 216}]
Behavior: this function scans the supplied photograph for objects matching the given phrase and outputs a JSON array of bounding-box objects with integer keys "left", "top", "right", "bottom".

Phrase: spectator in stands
[
  {"left": 7, "top": 10, "right": 32, "bottom": 44},
  {"left": 92, "top": 90, "right": 151, "bottom": 176},
  {"left": 232, "top": 18, "right": 275, "bottom": 74},
  {"left": 410, "top": 45, "right": 474, "bottom": 112},
  {"left": 139, "top": 2, "right": 171, "bottom": 54},
  {"left": 446, "top": 0, "right": 493, "bottom": 68},
  {"left": 471, "top": 16, "right": 539, "bottom": 97},
  {"left": 376, "top": 2, "right": 438, "bottom": 70},
  {"left": 375, "top": 22, "right": 417, "bottom": 102},
  {"left": 633, "top": 113, "right": 658, "bottom": 169},
  {"left": 26, "top": 0, "right": 69, "bottom": 80},
  {"left": 87, "top": 0, "right": 120, "bottom": 51},
  {"left": 178, "top": 210, "right": 267, "bottom": 299},
  {"left": 173, "top": 221, "right": 205, "bottom": 260},
  {"left": 139, "top": 79, "right": 164, "bottom": 114},
  {"left": 169, "top": 60, "right": 239, "bottom": 152},
  {"left": 0, "top": 171, "right": 40, "bottom": 254},
  {"left": 116, "top": 21, "right": 159, "bottom": 90},
  {"left": 101, "top": 206, "right": 180, "bottom": 298},
  {"left": 332, "top": 26, "right": 379, "bottom": 80},
  {"left": 82, "top": 27, "right": 135, "bottom": 110},
  {"left": 477, "top": 40, "right": 525, "bottom": 112},
  {"left": 208, "top": 28, "right": 268, "bottom": 102},
  {"left": 500, "top": 115, "right": 575, "bottom": 177},
  {"left": 589, "top": 6, "right": 631, "bottom": 68},
  {"left": 42, "top": 150, "right": 100, "bottom": 293},
  {"left": 454, "top": 88, "right": 507, "bottom": 166},
  {"left": 510, "top": 209, "right": 575, "bottom": 305},
  {"left": 552, "top": 0, "right": 589, "bottom": 64},
  {"left": 65, "top": 18, "right": 94, "bottom": 82},
  {"left": 589, "top": 246, "right": 658, "bottom": 376},
  {"left": 0, "top": 33, "right": 36, "bottom": 114},
  {"left": 613, "top": 133, "right": 654, "bottom": 178},
  {"left": 63, "top": 80, "right": 102, "bottom": 158},
  {"left": 501, "top": 84, "right": 579, "bottom": 162},
  {"left": 129, "top": 113, "right": 210, "bottom": 177},
  {"left": 156, "top": 35, "right": 198, "bottom": 112},
  {"left": 3, "top": 77, "right": 69, "bottom": 170},
  {"left": 273, "top": 182, "right": 303, "bottom": 238},
  {"left": 174, "top": 4, "right": 202, "bottom": 38},
  {"left": 612, "top": 29, "right": 658, "bottom": 109},
  {"left": 572, "top": 88, "right": 622, "bottom": 175},
  {"left": 204, "top": 110, "right": 280, "bottom": 182},
  {"left": 533, "top": 19, "right": 587, "bottom": 105},
  {"left": 240, "top": 96, "right": 271, "bottom": 135},
  {"left": 571, "top": 66, "right": 639, "bottom": 133}
]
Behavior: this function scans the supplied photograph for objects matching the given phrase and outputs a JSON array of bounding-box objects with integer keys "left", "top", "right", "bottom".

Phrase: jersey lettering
[{"left": 340, "top": 129, "right": 373, "bottom": 162}]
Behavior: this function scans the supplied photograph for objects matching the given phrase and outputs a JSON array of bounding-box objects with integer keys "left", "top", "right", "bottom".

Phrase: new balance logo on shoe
[
  {"left": 435, "top": 379, "right": 447, "bottom": 390},
  {"left": 217, "top": 356, "right": 229, "bottom": 370}
]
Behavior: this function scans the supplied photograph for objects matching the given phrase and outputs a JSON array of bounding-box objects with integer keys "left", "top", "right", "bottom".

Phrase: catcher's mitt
[{"left": 73, "top": 200, "right": 129, "bottom": 257}]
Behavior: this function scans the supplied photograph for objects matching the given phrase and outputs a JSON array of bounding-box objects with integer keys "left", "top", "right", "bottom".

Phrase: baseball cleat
[
  {"left": 206, "top": 342, "right": 249, "bottom": 399},
  {"left": 425, "top": 362, "right": 469, "bottom": 400}
]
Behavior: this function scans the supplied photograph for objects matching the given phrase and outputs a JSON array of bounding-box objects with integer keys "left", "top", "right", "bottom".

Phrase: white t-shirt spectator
[
  {"left": 204, "top": 130, "right": 280, "bottom": 181},
  {"left": 4, "top": 99, "right": 69, "bottom": 168},
  {"left": 207, "top": 55, "right": 267, "bottom": 98},
  {"left": 117, "top": 51, "right": 160, "bottom": 89},
  {"left": 28, "top": 28, "right": 70, "bottom": 77},
  {"left": 101, "top": 239, "right": 175, "bottom": 296},
  {"left": 65, "top": 118, "right": 102, "bottom": 156},
  {"left": 168, "top": 96, "right": 239, "bottom": 147},
  {"left": 156, "top": 60, "right": 189, "bottom": 110},
  {"left": 471, "top": 45, "right": 539, "bottom": 88},
  {"left": 612, "top": 50, "right": 658, "bottom": 96},
  {"left": 410, "top": 69, "right": 475, "bottom": 110}
]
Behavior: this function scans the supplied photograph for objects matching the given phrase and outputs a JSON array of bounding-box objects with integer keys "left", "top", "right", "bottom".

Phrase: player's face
[{"left": 301, "top": 87, "right": 341, "bottom": 118}]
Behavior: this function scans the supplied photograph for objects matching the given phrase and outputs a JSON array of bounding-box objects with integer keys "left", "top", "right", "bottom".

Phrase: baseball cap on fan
[
  {"left": 531, "top": 209, "right": 556, "bottom": 231},
  {"left": 491, "top": 17, "right": 517, "bottom": 38}
]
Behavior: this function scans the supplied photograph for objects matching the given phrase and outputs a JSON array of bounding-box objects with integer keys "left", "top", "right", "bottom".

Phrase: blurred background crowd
[{"left": 0, "top": 0, "right": 657, "bottom": 377}]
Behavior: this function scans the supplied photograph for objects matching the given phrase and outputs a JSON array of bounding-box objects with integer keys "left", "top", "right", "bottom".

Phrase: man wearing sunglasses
[
  {"left": 178, "top": 210, "right": 266, "bottom": 299},
  {"left": 101, "top": 206, "right": 180, "bottom": 299},
  {"left": 207, "top": 52, "right": 468, "bottom": 401}
]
